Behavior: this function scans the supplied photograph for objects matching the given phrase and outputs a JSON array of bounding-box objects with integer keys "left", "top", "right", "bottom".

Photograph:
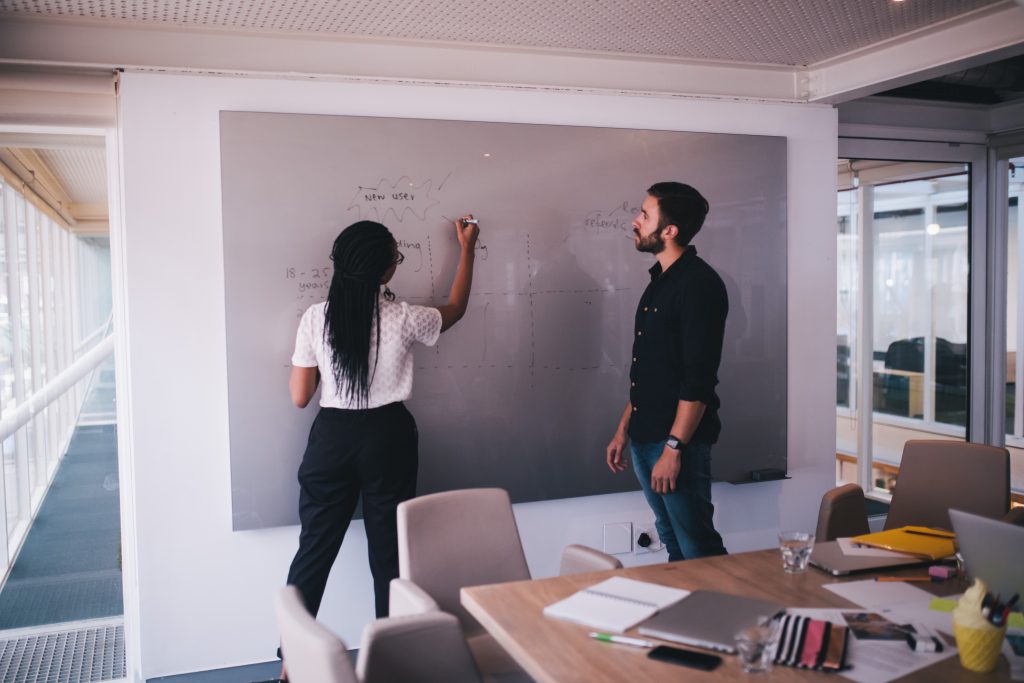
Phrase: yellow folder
[{"left": 851, "top": 526, "right": 956, "bottom": 560}]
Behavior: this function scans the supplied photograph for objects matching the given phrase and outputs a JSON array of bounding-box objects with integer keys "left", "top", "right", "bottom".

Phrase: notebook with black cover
[{"left": 637, "top": 590, "right": 783, "bottom": 653}]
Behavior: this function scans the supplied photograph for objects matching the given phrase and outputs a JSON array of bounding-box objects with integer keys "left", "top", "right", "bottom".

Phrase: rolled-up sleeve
[{"left": 677, "top": 274, "right": 728, "bottom": 404}]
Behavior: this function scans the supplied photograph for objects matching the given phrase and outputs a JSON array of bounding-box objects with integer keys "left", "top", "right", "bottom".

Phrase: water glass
[
  {"left": 735, "top": 618, "right": 781, "bottom": 673},
  {"left": 778, "top": 531, "right": 815, "bottom": 574}
]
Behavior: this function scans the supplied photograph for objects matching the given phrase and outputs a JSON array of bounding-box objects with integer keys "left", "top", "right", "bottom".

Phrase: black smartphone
[{"left": 647, "top": 645, "right": 722, "bottom": 671}]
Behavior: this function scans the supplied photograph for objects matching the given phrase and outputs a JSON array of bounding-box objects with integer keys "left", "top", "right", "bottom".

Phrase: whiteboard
[{"left": 220, "top": 112, "right": 787, "bottom": 531}]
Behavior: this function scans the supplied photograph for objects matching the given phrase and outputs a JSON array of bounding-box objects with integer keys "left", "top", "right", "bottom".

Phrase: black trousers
[{"left": 285, "top": 402, "right": 418, "bottom": 620}]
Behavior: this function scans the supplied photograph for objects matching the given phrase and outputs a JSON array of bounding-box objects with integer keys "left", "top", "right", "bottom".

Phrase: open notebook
[{"left": 542, "top": 577, "right": 689, "bottom": 633}]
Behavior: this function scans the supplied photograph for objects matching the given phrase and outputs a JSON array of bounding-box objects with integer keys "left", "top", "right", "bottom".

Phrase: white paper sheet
[
  {"left": 824, "top": 579, "right": 955, "bottom": 635},
  {"left": 1005, "top": 628, "right": 1024, "bottom": 681},
  {"left": 836, "top": 537, "right": 916, "bottom": 559},
  {"left": 786, "top": 607, "right": 957, "bottom": 683},
  {"left": 824, "top": 579, "right": 935, "bottom": 610}
]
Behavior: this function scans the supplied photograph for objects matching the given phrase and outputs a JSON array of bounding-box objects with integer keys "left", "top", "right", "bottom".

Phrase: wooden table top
[{"left": 461, "top": 549, "right": 1012, "bottom": 683}]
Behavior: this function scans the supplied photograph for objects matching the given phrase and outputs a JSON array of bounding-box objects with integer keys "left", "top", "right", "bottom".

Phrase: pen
[
  {"left": 875, "top": 576, "right": 931, "bottom": 582},
  {"left": 903, "top": 529, "right": 955, "bottom": 539},
  {"left": 589, "top": 632, "right": 655, "bottom": 648}
]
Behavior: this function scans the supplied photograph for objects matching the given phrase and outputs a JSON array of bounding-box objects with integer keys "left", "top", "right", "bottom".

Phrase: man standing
[{"left": 606, "top": 181, "right": 728, "bottom": 561}]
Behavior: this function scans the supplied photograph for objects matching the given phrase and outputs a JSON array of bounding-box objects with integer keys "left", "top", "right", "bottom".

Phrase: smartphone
[{"left": 647, "top": 645, "right": 722, "bottom": 671}]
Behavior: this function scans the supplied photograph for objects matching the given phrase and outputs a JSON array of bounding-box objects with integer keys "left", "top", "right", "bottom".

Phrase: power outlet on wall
[
  {"left": 633, "top": 522, "right": 663, "bottom": 554},
  {"left": 603, "top": 522, "right": 633, "bottom": 555}
]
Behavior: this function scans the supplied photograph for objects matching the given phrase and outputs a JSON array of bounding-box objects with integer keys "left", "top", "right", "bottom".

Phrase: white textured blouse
[{"left": 292, "top": 298, "right": 442, "bottom": 409}]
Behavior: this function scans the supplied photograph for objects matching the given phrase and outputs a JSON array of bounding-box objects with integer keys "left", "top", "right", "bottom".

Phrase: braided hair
[{"left": 323, "top": 220, "right": 397, "bottom": 406}]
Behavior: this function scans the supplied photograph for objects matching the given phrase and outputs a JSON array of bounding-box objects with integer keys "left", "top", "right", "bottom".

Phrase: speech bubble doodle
[{"left": 347, "top": 176, "right": 441, "bottom": 223}]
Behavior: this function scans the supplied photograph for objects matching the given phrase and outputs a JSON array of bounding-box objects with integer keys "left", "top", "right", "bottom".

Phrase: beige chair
[
  {"left": 816, "top": 440, "right": 1010, "bottom": 538},
  {"left": 391, "top": 488, "right": 621, "bottom": 682},
  {"left": 559, "top": 543, "right": 624, "bottom": 575},
  {"left": 815, "top": 482, "right": 870, "bottom": 542},
  {"left": 276, "top": 585, "right": 482, "bottom": 683}
]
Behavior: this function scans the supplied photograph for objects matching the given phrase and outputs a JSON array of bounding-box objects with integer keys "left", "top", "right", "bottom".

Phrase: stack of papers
[{"left": 543, "top": 576, "right": 688, "bottom": 633}]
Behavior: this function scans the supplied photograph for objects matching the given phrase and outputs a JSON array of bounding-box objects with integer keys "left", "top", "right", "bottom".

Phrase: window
[
  {"left": 836, "top": 157, "right": 972, "bottom": 494},
  {"left": 1007, "top": 157, "right": 1023, "bottom": 457}
]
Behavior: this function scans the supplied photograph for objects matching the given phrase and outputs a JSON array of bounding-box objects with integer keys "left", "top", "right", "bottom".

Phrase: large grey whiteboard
[{"left": 221, "top": 112, "right": 787, "bottom": 531}]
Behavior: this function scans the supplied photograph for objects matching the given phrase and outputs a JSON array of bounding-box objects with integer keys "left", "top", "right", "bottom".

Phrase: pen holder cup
[{"left": 952, "top": 617, "right": 1006, "bottom": 673}]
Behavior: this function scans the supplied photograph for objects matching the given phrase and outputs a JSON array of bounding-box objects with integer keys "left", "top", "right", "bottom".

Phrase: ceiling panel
[
  {"left": 0, "top": 0, "right": 1005, "bottom": 66},
  {"left": 35, "top": 147, "right": 106, "bottom": 205}
]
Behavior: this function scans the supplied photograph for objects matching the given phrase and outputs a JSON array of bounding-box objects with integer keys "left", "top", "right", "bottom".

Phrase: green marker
[{"left": 589, "top": 632, "right": 655, "bottom": 648}]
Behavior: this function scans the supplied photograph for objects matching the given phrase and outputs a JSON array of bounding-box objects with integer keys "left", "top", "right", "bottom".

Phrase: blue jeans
[{"left": 631, "top": 440, "right": 727, "bottom": 561}]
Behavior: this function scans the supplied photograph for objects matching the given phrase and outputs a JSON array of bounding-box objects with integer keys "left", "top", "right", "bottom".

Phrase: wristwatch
[{"left": 666, "top": 435, "right": 684, "bottom": 450}]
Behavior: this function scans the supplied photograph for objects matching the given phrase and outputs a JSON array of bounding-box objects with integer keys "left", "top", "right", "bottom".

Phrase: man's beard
[{"left": 634, "top": 227, "right": 665, "bottom": 254}]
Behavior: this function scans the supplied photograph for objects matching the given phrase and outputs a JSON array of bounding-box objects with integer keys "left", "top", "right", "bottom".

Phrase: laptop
[
  {"left": 950, "top": 508, "right": 1024, "bottom": 599},
  {"left": 637, "top": 590, "right": 783, "bottom": 653},
  {"left": 809, "top": 540, "right": 932, "bottom": 576}
]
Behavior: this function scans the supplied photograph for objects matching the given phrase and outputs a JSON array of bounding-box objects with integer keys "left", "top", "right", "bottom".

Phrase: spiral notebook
[{"left": 543, "top": 577, "right": 689, "bottom": 633}]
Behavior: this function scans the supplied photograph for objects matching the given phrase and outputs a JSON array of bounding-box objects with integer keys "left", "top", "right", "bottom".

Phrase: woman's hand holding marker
[{"left": 456, "top": 214, "right": 480, "bottom": 250}]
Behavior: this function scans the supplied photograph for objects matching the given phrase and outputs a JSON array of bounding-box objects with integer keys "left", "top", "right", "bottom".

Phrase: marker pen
[{"left": 589, "top": 632, "right": 655, "bottom": 648}]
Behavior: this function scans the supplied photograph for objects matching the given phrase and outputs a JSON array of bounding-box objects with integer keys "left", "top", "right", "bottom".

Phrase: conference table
[{"left": 461, "top": 549, "right": 1012, "bottom": 682}]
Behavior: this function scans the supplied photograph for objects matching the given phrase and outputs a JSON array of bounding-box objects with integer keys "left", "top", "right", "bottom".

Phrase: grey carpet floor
[{"left": 0, "top": 423, "right": 122, "bottom": 629}]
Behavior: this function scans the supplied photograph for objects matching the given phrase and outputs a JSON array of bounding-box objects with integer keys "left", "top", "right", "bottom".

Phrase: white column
[{"left": 856, "top": 181, "right": 875, "bottom": 492}]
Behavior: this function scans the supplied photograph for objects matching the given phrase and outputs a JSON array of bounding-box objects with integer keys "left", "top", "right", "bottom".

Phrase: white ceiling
[
  {"left": 0, "top": 0, "right": 1007, "bottom": 67},
  {"left": 0, "top": 0, "right": 1022, "bottom": 229}
]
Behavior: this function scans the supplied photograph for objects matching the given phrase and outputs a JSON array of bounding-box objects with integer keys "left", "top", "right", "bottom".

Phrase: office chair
[
  {"left": 559, "top": 543, "right": 624, "bottom": 575},
  {"left": 276, "top": 585, "right": 482, "bottom": 683},
  {"left": 814, "top": 483, "right": 870, "bottom": 542},
  {"left": 885, "top": 440, "right": 1009, "bottom": 530},
  {"left": 816, "top": 440, "right": 1010, "bottom": 538},
  {"left": 391, "top": 488, "right": 621, "bottom": 682}
]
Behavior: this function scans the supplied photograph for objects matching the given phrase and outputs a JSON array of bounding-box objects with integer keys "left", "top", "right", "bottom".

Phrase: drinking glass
[
  {"left": 735, "top": 617, "right": 781, "bottom": 673},
  {"left": 778, "top": 531, "right": 815, "bottom": 574}
]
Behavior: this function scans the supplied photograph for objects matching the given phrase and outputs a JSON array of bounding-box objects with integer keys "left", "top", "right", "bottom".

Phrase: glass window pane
[
  {"left": 836, "top": 187, "right": 859, "bottom": 486},
  {"left": 0, "top": 182, "right": 11, "bottom": 416},
  {"left": 1007, "top": 157, "right": 1023, "bottom": 490},
  {"left": 0, "top": 182, "right": 19, "bottom": 539},
  {"left": 836, "top": 161, "right": 969, "bottom": 496},
  {"left": 873, "top": 171, "right": 969, "bottom": 493}
]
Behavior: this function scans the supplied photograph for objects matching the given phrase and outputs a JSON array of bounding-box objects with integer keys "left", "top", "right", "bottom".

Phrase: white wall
[{"left": 116, "top": 72, "right": 837, "bottom": 679}]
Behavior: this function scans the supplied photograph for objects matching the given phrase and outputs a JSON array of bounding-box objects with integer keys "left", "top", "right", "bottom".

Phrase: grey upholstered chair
[
  {"left": 391, "top": 488, "right": 621, "bottom": 682},
  {"left": 276, "top": 585, "right": 482, "bottom": 683},
  {"left": 816, "top": 440, "right": 1010, "bottom": 538},
  {"left": 884, "top": 440, "right": 1010, "bottom": 530}
]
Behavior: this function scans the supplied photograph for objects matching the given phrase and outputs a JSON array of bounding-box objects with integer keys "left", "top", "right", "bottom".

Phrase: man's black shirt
[{"left": 627, "top": 246, "right": 728, "bottom": 444}]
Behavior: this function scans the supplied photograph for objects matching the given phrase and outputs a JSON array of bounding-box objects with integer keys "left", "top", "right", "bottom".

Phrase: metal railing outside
[{"left": 0, "top": 330, "right": 114, "bottom": 587}]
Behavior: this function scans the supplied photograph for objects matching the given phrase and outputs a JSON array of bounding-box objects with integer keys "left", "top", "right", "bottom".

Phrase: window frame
[{"left": 837, "top": 137, "right": 990, "bottom": 495}]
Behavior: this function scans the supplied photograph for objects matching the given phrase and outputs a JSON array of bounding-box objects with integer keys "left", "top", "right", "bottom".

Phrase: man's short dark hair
[{"left": 647, "top": 182, "right": 709, "bottom": 246}]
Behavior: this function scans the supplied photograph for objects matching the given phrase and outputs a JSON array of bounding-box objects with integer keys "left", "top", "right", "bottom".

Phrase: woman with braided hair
[{"left": 283, "top": 215, "right": 478, "bottom": 630}]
